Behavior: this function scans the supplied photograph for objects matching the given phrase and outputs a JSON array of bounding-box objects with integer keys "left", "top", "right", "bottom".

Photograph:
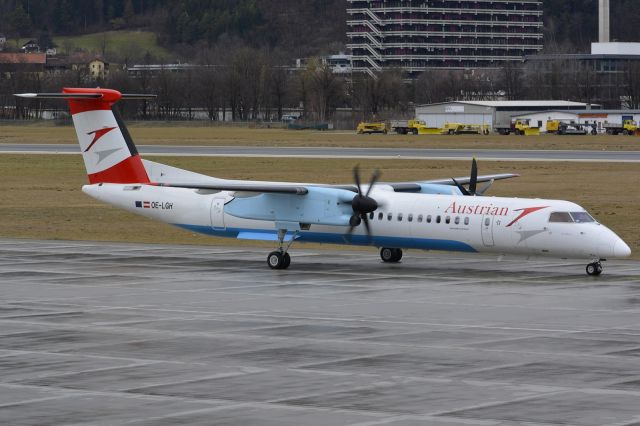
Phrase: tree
[
  {"left": 623, "top": 62, "right": 640, "bottom": 109},
  {"left": 305, "top": 60, "right": 343, "bottom": 122},
  {"left": 500, "top": 62, "right": 525, "bottom": 100},
  {"left": 7, "top": 3, "right": 32, "bottom": 38}
]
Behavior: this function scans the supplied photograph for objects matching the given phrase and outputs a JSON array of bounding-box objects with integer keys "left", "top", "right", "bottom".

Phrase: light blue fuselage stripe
[{"left": 174, "top": 224, "right": 478, "bottom": 253}]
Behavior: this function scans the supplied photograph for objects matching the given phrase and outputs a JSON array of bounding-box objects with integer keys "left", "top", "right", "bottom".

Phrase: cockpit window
[
  {"left": 570, "top": 212, "right": 596, "bottom": 223},
  {"left": 549, "top": 212, "right": 573, "bottom": 223}
]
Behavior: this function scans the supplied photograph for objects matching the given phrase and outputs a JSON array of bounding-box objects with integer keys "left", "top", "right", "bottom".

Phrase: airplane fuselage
[{"left": 84, "top": 183, "right": 629, "bottom": 261}]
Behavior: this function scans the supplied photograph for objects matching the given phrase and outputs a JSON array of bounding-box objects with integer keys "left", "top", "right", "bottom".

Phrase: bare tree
[
  {"left": 500, "top": 62, "right": 525, "bottom": 100},
  {"left": 623, "top": 61, "right": 640, "bottom": 109},
  {"left": 305, "top": 59, "right": 343, "bottom": 122}
]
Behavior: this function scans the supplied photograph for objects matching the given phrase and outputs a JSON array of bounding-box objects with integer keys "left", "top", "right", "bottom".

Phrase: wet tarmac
[{"left": 1, "top": 238, "right": 639, "bottom": 425}]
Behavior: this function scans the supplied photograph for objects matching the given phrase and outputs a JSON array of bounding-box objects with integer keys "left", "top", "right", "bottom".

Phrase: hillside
[{"left": 1, "top": 1, "right": 639, "bottom": 58}]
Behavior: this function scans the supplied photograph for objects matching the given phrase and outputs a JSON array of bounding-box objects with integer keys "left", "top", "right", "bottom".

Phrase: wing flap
[{"left": 154, "top": 182, "right": 309, "bottom": 195}]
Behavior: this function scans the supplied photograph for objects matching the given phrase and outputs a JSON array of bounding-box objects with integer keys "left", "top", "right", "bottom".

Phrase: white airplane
[{"left": 17, "top": 88, "right": 631, "bottom": 275}]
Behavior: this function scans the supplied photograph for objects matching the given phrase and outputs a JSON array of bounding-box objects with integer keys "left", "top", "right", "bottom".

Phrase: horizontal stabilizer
[{"left": 15, "top": 92, "right": 156, "bottom": 100}]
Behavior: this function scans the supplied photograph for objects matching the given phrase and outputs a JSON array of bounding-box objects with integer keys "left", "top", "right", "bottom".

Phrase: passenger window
[
  {"left": 570, "top": 212, "right": 595, "bottom": 223},
  {"left": 378, "top": 212, "right": 384, "bottom": 220},
  {"left": 369, "top": 212, "right": 374, "bottom": 220},
  {"left": 427, "top": 215, "right": 432, "bottom": 223},
  {"left": 387, "top": 213, "right": 393, "bottom": 221},
  {"left": 436, "top": 215, "right": 441, "bottom": 224},
  {"left": 445, "top": 216, "right": 450, "bottom": 224},
  {"left": 484, "top": 218, "right": 490, "bottom": 226},
  {"left": 549, "top": 212, "right": 573, "bottom": 223},
  {"left": 398, "top": 213, "right": 403, "bottom": 222},
  {"left": 417, "top": 214, "right": 423, "bottom": 223},
  {"left": 464, "top": 217, "right": 469, "bottom": 225},
  {"left": 408, "top": 214, "right": 413, "bottom": 222},
  {"left": 454, "top": 216, "right": 460, "bottom": 225}
]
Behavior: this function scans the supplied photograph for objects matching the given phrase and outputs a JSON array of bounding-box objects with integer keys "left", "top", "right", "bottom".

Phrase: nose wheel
[{"left": 586, "top": 261, "right": 603, "bottom": 276}]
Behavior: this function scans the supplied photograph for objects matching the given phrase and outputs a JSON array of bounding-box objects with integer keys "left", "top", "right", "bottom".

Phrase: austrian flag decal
[{"left": 135, "top": 201, "right": 151, "bottom": 208}]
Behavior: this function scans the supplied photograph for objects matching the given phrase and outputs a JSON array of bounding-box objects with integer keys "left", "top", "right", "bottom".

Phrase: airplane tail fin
[{"left": 16, "top": 88, "right": 154, "bottom": 184}]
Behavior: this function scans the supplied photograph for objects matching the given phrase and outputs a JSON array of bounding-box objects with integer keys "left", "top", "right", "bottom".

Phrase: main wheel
[
  {"left": 267, "top": 251, "right": 284, "bottom": 269},
  {"left": 281, "top": 252, "right": 291, "bottom": 269},
  {"left": 586, "top": 262, "right": 603, "bottom": 276},
  {"left": 392, "top": 248, "right": 403, "bottom": 262},
  {"left": 380, "top": 248, "right": 402, "bottom": 263}
]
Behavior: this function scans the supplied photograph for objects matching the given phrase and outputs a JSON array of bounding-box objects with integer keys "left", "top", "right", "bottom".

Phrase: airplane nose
[{"left": 613, "top": 239, "right": 632, "bottom": 258}]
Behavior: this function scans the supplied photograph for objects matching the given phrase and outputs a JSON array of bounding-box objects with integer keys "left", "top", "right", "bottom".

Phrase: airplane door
[
  {"left": 481, "top": 215, "right": 494, "bottom": 246},
  {"left": 210, "top": 197, "right": 226, "bottom": 229}
]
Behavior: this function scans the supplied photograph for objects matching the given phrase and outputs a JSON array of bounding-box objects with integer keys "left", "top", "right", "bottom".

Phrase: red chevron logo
[
  {"left": 84, "top": 126, "right": 117, "bottom": 152},
  {"left": 506, "top": 206, "right": 549, "bottom": 227}
]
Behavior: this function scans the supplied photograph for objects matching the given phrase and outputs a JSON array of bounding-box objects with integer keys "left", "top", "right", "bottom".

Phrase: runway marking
[{"left": 3, "top": 150, "right": 639, "bottom": 163}]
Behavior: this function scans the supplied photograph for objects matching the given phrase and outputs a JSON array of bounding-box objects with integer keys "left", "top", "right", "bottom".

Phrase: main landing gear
[
  {"left": 380, "top": 247, "right": 403, "bottom": 263},
  {"left": 586, "top": 260, "right": 604, "bottom": 276},
  {"left": 267, "top": 250, "right": 291, "bottom": 270},
  {"left": 267, "top": 229, "right": 297, "bottom": 270}
]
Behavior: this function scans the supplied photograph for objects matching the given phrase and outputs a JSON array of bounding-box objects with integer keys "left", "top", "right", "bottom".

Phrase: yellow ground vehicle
[
  {"left": 513, "top": 119, "right": 540, "bottom": 135},
  {"left": 604, "top": 119, "right": 638, "bottom": 135},
  {"left": 442, "top": 122, "right": 490, "bottom": 135},
  {"left": 546, "top": 120, "right": 560, "bottom": 133},
  {"left": 356, "top": 122, "right": 388, "bottom": 134},
  {"left": 391, "top": 119, "right": 430, "bottom": 135}
]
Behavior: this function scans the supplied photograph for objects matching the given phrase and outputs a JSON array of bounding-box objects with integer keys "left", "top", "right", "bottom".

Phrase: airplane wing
[
  {"left": 154, "top": 182, "right": 312, "bottom": 195},
  {"left": 152, "top": 173, "right": 518, "bottom": 195},
  {"left": 389, "top": 173, "right": 519, "bottom": 192}
]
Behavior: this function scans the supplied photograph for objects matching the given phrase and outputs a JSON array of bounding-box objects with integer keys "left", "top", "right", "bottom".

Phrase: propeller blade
[
  {"left": 451, "top": 177, "right": 471, "bottom": 196},
  {"left": 469, "top": 157, "right": 478, "bottom": 195},
  {"left": 476, "top": 179, "right": 494, "bottom": 196},
  {"left": 362, "top": 215, "right": 373, "bottom": 244},
  {"left": 353, "top": 165, "right": 362, "bottom": 195},
  {"left": 343, "top": 225, "right": 355, "bottom": 243},
  {"left": 365, "top": 169, "right": 381, "bottom": 197}
]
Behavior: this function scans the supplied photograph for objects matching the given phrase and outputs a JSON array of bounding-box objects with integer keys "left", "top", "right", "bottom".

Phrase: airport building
[
  {"left": 414, "top": 100, "right": 598, "bottom": 130},
  {"left": 511, "top": 109, "right": 640, "bottom": 133},
  {"left": 346, "top": 0, "right": 544, "bottom": 76}
]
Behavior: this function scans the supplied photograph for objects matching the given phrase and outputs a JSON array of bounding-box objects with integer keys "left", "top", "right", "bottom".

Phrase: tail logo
[{"left": 85, "top": 126, "right": 117, "bottom": 152}]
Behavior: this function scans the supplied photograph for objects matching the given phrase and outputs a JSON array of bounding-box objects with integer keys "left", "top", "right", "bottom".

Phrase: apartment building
[{"left": 347, "top": 0, "right": 544, "bottom": 76}]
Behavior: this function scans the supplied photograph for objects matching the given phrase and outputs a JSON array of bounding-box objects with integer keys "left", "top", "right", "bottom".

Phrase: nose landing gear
[{"left": 586, "top": 261, "right": 603, "bottom": 276}]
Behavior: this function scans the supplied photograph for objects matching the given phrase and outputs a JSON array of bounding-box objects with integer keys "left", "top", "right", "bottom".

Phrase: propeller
[
  {"left": 345, "top": 166, "right": 381, "bottom": 243},
  {"left": 451, "top": 157, "right": 493, "bottom": 196}
]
